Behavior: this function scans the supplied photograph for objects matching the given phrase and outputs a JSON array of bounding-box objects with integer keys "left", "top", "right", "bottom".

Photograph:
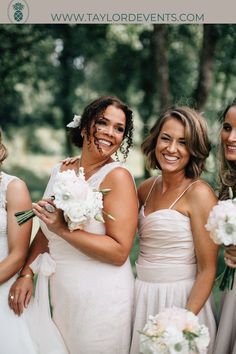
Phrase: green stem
[{"left": 219, "top": 266, "right": 235, "bottom": 291}]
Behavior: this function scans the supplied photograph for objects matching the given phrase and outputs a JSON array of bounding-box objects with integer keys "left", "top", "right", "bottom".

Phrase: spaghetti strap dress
[{"left": 130, "top": 179, "right": 216, "bottom": 354}]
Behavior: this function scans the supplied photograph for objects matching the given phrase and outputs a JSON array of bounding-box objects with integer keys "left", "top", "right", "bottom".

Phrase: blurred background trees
[{"left": 1, "top": 24, "right": 236, "bottom": 196}]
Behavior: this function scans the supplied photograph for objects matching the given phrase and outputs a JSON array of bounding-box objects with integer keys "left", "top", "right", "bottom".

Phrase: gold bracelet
[{"left": 18, "top": 274, "right": 34, "bottom": 279}]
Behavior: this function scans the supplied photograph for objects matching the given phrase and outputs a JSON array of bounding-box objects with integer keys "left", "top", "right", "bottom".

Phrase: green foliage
[
  {"left": 1, "top": 23, "right": 236, "bottom": 163},
  {"left": 130, "top": 235, "right": 139, "bottom": 274},
  {"left": 0, "top": 25, "right": 56, "bottom": 130},
  {"left": 5, "top": 165, "right": 48, "bottom": 201},
  {"left": 168, "top": 26, "right": 202, "bottom": 103}
]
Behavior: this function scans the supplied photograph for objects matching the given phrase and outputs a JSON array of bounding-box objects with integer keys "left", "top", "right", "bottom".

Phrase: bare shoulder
[
  {"left": 7, "top": 178, "right": 29, "bottom": 194},
  {"left": 186, "top": 179, "right": 217, "bottom": 206},
  {"left": 101, "top": 167, "right": 138, "bottom": 207},
  {"left": 102, "top": 167, "right": 134, "bottom": 186},
  {"left": 6, "top": 178, "right": 31, "bottom": 207},
  {"left": 138, "top": 176, "right": 157, "bottom": 205}
]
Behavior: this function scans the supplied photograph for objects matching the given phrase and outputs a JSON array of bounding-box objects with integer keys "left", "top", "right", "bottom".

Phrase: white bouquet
[
  {"left": 140, "top": 307, "right": 210, "bottom": 354},
  {"left": 205, "top": 194, "right": 236, "bottom": 290},
  {"left": 52, "top": 167, "right": 113, "bottom": 230},
  {"left": 15, "top": 168, "right": 114, "bottom": 231}
]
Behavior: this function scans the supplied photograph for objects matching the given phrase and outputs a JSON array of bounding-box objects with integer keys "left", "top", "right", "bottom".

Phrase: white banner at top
[{"left": 0, "top": 0, "right": 236, "bottom": 24}]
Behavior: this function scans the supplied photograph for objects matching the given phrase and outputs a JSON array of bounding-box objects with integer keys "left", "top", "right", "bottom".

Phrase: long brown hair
[
  {"left": 141, "top": 106, "right": 211, "bottom": 179},
  {"left": 218, "top": 99, "right": 236, "bottom": 200}
]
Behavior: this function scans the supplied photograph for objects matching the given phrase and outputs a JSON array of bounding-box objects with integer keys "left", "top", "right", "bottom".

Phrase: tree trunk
[
  {"left": 193, "top": 25, "right": 220, "bottom": 111},
  {"left": 152, "top": 25, "right": 170, "bottom": 110},
  {"left": 58, "top": 26, "right": 74, "bottom": 156}
]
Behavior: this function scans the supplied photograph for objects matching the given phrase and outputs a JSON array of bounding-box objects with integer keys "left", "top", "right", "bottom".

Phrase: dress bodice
[
  {"left": 40, "top": 161, "right": 126, "bottom": 263},
  {"left": 0, "top": 172, "right": 18, "bottom": 261},
  {"left": 138, "top": 207, "right": 196, "bottom": 265}
]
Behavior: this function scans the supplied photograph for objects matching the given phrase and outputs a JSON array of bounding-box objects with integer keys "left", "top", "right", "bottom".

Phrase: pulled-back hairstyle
[
  {"left": 218, "top": 99, "right": 236, "bottom": 200},
  {"left": 69, "top": 96, "right": 134, "bottom": 160},
  {"left": 141, "top": 106, "right": 211, "bottom": 179},
  {"left": 0, "top": 130, "right": 8, "bottom": 164}
]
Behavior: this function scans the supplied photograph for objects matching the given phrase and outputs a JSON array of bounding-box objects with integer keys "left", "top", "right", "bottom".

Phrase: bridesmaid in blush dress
[
  {"left": 9, "top": 96, "right": 138, "bottom": 354},
  {"left": 214, "top": 100, "right": 236, "bottom": 354},
  {"left": 130, "top": 107, "right": 218, "bottom": 354}
]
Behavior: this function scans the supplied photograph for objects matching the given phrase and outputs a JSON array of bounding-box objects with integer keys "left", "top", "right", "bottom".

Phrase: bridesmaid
[
  {"left": 0, "top": 130, "right": 37, "bottom": 353},
  {"left": 130, "top": 106, "right": 218, "bottom": 354},
  {"left": 9, "top": 96, "right": 138, "bottom": 354},
  {"left": 214, "top": 100, "right": 236, "bottom": 354}
]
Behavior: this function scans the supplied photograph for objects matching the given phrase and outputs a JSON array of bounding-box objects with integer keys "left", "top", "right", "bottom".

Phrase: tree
[
  {"left": 193, "top": 25, "right": 220, "bottom": 110},
  {"left": 153, "top": 24, "right": 170, "bottom": 109},
  {"left": 0, "top": 25, "right": 54, "bottom": 130}
]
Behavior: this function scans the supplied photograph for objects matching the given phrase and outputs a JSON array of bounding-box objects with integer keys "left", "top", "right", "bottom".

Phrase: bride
[{"left": 9, "top": 96, "right": 138, "bottom": 354}]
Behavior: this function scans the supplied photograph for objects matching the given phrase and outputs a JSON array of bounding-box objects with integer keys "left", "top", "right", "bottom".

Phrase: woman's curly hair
[{"left": 69, "top": 96, "right": 134, "bottom": 161}]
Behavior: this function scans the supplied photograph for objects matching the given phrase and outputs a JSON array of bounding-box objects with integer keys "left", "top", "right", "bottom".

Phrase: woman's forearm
[
  {"left": 186, "top": 269, "right": 216, "bottom": 314},
  {"left": 20, "top": 228, "right": 49, "bottom": 275},
  {"left": 0, "top": 251, "right": 28, "bottom": 284},
  {"left": 59, "top": 227, "right": 134, "bottom": 266}
]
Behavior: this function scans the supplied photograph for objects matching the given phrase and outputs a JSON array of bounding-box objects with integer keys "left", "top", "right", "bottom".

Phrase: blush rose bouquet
[{"left": 140, "top": 307, "right": 210, "bottom": 354}]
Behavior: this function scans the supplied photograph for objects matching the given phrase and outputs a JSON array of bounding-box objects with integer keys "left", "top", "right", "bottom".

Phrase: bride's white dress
[
  {"left": 40, "top": 162, "right": 135, "bottom": 354},
  {"left": 0, "top": 172, "right": 37, "bottom": 354}
]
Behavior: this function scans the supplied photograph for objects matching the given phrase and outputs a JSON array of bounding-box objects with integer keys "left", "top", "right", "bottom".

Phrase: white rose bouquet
[
  {"left": 140, "top": 307, "right": 210, "bottom": 354},
  {"left": 205, "top": 190, "right": 236, "bottom": 291},
  {"left": 15, "top": 168, "right": 114, "bottom": 231}
]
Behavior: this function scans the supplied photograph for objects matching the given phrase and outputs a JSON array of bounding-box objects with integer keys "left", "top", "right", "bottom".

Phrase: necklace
[{"left": 77, "top": 157, "right": 112, "bottom": 178}]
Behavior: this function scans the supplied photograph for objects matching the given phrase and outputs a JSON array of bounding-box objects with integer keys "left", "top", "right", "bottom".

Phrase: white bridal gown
[
  {"left": 130, "top": 179, "right": 216, "bottom": 354},
  {"left": 0, "top": 172, "right": 37, "bottom": 354},
  {"left": 39, "top": 162, "right": 135, "bottom": 354}
]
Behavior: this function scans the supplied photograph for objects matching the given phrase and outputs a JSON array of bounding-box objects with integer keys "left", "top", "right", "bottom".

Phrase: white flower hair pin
[{"left": 66, "top": 115, "right": 81, "bottom": 128}]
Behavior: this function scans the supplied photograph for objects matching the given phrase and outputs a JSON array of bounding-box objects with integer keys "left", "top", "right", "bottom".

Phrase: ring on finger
[
  {"left": 9, "top": 295, "right": 14, "bottom": 300},
  {"left": 44, "top": 204, "right": 56, "bottom": 213}
]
